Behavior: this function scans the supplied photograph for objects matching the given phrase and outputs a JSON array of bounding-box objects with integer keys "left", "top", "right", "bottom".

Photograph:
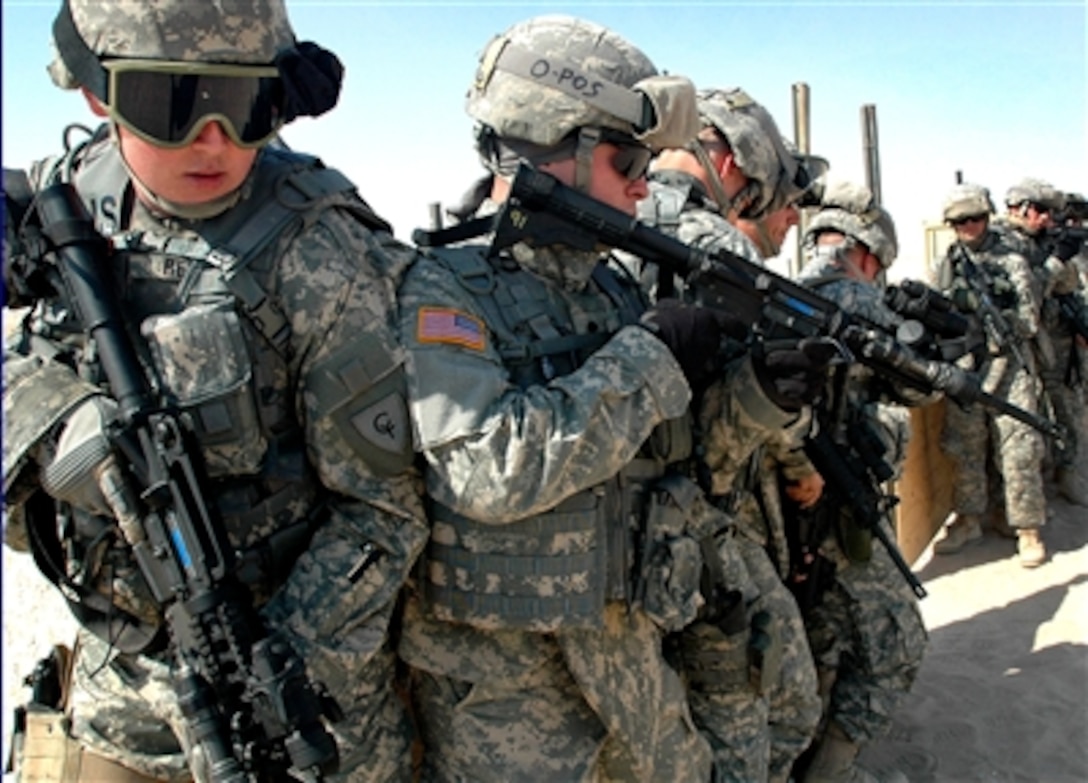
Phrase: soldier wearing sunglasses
[
  {"left": 3, "top": 1, "right": 428, "bottom": 780},
  {"left": 628, "top": 89, "right": 831, "bottom": 783},
  {"left": 933, "top": 183, "right": 1049, "bottom": 567},
  {"left": 394, "top": 13, "right": 811, "bottom": 780}
]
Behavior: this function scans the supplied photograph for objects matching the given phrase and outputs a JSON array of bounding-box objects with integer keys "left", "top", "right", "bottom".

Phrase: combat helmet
[
  {"left": 804, "top": 180, "right": 898, "bottom": 268},
  {"left": 769, "top": 139, "right": 830, "bottom": 212},
  {"left": 49, "top": 0, "right": 342, "bottom": 126},
  {"left": 466, "top": 15, "right": 698, "bottom": 189},
  {"left": 691, "top": 88, "right": 797, "bottom": 220},
  {"left": 942, "top": 183, "right": 995, "bottom": 223},
  {"left": 1004, "top": 177, "right": 1058, "bottom": 209}
]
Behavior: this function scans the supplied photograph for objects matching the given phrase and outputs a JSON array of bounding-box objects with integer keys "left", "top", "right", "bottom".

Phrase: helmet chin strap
[
  {"left": 573, "top": 127, "right": 600, "bottom": 193},
  {"left": 750, "top": 219, "right": 777, "bottom": 259},
  {"left": 689, "top": 140, "right": 734, "bottom": 217},
  {"left": 112, "top": 122, "right": 245, "bottom": 221}
]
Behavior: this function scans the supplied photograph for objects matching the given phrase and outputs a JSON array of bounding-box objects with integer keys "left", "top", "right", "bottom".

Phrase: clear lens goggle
[{"left": 102, "top": 59, "right": 286, "bottom": 149}]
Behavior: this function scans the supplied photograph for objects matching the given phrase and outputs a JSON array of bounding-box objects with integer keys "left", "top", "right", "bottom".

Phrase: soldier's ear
[{"left": 81, "top": 87, "right": 108, "bottom": 118}]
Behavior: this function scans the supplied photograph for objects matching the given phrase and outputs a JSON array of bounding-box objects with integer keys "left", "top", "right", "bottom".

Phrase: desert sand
[{"left": 3, "top": 426, "right": 1086, "bottom": 782}]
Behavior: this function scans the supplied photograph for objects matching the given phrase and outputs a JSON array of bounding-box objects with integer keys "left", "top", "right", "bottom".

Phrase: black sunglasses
[{"left": 598, "top": 129, "right": 654, "bottom": 181}]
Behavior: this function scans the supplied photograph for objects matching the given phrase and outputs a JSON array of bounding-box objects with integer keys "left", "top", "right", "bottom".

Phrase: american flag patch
[{"left": 417, "top": 307, "right": 486, "bottom": 351}]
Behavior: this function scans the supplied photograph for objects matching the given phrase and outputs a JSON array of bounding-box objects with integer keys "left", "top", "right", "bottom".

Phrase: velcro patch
[{"left": 417, "top": 307, "right": 486, "bottom": 351}]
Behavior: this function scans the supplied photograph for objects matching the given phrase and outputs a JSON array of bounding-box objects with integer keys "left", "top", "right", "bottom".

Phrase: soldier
[
  {"left": 395, "top": 15, "right": 829, "bottom": 781},
  {"left": 732, "top": 143, "right": 828, "bottom": 264},
  {"left": 2, "top": 1, "right": 427, "bottom": 780},
  {"left": 637, "top": 93, "right": 827, "bottom": 782},
  {"left": 996, "top": 178, "right": 1087, "bottom": 506},
  {"left": 791, "top": 182, "right": 929, "bottom": 783},
  {"left": 932, "top": 183, "right": 1048, "bottom": 566}
]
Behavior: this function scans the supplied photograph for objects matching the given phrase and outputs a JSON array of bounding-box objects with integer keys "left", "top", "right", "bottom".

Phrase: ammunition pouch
[
  {"left": 637, "top": 474, "right": 716, "bottom": 633},
  {"left": 141, "top": 301, "right": 265, "bottom": 478},
  {"left": 672, "top": 616, "right": 750, "bottom": 694},
  {"left": 669, "top": 597, "right": 783, "bottom": 697},
  {"left": 835, "top": 506, "right": 873, "bottom": 564},
  {"left": 747, "top": 609, "right": 783, "bottom": 696}
]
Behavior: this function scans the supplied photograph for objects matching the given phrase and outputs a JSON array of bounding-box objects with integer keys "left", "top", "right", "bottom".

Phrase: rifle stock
[{"left": 34, "top": 183, "right": 339, "bottom": 783}]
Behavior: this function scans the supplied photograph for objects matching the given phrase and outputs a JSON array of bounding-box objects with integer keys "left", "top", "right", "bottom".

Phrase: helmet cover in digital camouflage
[
  {"left": 804, "top": 180, "right": 898, "bottom": 268},
  {"left": 1004, "top": 177, "right": 1058, "bottom": 209},
  {"left": 942, "top": 183, "right": 994, "bottom": 222},
  {"left": 49, "top": 0, "right": 297, "bottom": 91},
  {"left": 695, "top": 88, "right": 797, "bottom": 219},
  {"left": 466, "top": 15, "right": 698, "bottom": 152}
]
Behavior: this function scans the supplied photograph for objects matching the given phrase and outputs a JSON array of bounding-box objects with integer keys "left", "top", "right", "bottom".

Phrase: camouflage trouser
[
  {"left": 66, "top": 510, "right": 426, "bottom": 783},
  {"left": 682, "top": 535, "right": 820, "bottom": 783},
  {"left": 745, "top": 538, "right": 822, "bottom": 782},
  {"left": 940, "top": 362, "right": 1047, "bottom": 527},
  {"left": 400, "top": 597, "right": 712, "bottom": 783},
  {"left": 66, "top": 630, "right": 191, "bottom": 783},
  {"left": 804, "top": 520, "right": 929, "bottom": 744},
  {"left": 1038, "top": 329, "right": 1083, "bottom": 471}
]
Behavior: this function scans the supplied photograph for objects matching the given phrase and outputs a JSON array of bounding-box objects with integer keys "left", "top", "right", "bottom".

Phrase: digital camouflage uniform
[
  {"left": 395, "top": 16, "right": 721, "bottom": 782},
  {"left": 993, "top": 190, "right": 1085, "bottom": 495},
  {"left": 795, "top": 255, "right": 928, "bottom": 745},
  {"left": 638, "top": 94, "right": 822, "bottom": 783},
  {"left": 935, "top": 229, "right": 1048, "bottom": 531},
  {"left": 788, "top": 184, "right": 928, "bottom": 783},
  {"left": 3, "top": 2, "right": 427, "bottom": 781}
]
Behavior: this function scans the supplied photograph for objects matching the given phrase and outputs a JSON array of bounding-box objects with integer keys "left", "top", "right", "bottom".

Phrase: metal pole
[
  {"left": 861, "top": 104, "right": 882, "bottom": 205},
  {"left": 792, "top": 82, "right": 811, "bottom": 277}
]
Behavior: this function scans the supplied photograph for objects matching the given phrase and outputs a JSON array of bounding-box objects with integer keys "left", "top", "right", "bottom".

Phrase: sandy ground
[
  {"left": 859, "top": 440, "right": 1088, "bottom": 783},
  {"left": 2, "top": 426, "right": 1086, "bottom": 781}
]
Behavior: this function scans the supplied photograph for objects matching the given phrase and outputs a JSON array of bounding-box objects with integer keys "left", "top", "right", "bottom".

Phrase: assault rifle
[
  {"left": 454, "top": 165, "right": 1064, "bottom": 444},
  {"left": 883, "top": 279, "right": 983, "bottom": 364},
  {"left": 31, "top": 184, "right": 340, "bottom": 783},
  {"left": 415, "top": 165, "right": 1061, "bottom": 599},
  {"left": 1044, "top": 191, "right": 1088, "bottom": 256},
  {"left": 801, "top": 378, "right": 927, "bottom": 600},
  {"left": 949, "top": 241, "right": 1030, "bottom": 369}
]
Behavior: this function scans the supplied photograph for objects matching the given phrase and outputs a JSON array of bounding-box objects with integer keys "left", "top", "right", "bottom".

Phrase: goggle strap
[{"left": 53, "top": 0, "right": 108, "bottom": 102}]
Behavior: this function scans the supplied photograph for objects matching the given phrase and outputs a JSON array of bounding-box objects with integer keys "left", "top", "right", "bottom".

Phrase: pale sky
[{"left": 3, "top": 1, "right": 1086, "bottom": 280}]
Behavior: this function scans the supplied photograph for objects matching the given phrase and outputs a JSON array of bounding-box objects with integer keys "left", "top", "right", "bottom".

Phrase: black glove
[
  {"left": 752, "top": 337, "right": 842, "bottom": 412},
  {"left": 949, "top": 287, "right": 978, "bottom": 313},
  {"left": 641, "top": 299, "right": 747, "bottom": 391},
  {"left": 1052, "top": 229, "right": 1083, "bottom": 262}
]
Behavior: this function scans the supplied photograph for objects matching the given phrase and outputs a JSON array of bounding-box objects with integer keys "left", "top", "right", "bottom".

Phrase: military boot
[
  {"left": 802, "top": 723, "right": 908, "bottom": 783},
  {"left": 1017, "top": 527, "right": 1046, "bottom": 568},
  {"left": 1056, "top": 467, "right": 1088, "bottom": 507},
  {"left": 932, "top": 513, "right": 983, "bottom": 555}
]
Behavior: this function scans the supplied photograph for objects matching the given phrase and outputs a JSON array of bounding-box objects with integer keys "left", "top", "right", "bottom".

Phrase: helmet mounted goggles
[{"left": 102, "top": 59, "right": 286, "bottom": 149}]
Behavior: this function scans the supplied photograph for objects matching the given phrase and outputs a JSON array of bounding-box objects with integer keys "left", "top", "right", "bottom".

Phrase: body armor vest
[
  {"left": 33, "top": 134, "right": 392, "bottom": 602},
  {"left": 421, "top": 246, "right": 694, "bottom": 631}
]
